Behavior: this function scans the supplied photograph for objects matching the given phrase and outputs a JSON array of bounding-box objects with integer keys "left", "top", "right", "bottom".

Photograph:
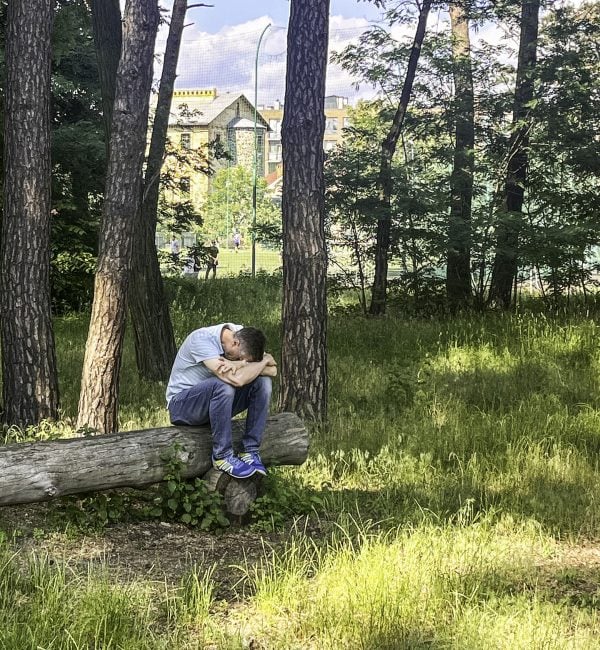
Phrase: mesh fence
[{"left": 154, "top": 19, "right": 377, "bottom": 278}]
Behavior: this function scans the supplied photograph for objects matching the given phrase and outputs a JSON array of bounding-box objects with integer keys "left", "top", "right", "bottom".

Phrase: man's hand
[
  {"left": 262, "top": 352, "right": 277, "bottom": 366},
  {"left": 216, "top": 357, "right": 246, "bottom": 375}
]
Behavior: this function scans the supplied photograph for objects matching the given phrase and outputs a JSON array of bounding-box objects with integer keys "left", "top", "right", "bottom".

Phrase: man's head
[{"left": 234, "top": 327, "right": 266, "bottom": 362}]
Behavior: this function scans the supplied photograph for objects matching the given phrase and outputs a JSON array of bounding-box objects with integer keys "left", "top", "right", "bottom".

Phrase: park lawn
[
  {"left": 214, "top": 245, "right": 282, "bottom": 277},
  {"left": 1, "top": 276, "right": 600, "bottom": 648}
]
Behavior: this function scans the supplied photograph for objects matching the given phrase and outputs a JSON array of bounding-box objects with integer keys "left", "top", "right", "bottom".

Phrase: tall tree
[
  {"left": 88, "top": 0, "right": 122, "bottom": 158},
  {"left": 369, "top": 0, "right": 432, "bottom": 315},
  {"left": 488, "top": 0, "right": 541, "bottom": 308},
  {"left": 0, "top": 0, "right": 59, "bottom": 427},
  {"left": 77, "top": 0, "right": 159, "bottom": 433},
  {"left": 278, "top": 0, "right": 329, "bottom": 422},
  {"left": 128, "top": 0, "right": 191, "bottom": 382},
  {"left": 446, "top": 1, "right": 475, "bottom": 308}
]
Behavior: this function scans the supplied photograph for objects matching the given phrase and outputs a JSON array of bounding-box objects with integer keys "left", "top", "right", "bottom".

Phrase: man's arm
[{"left": 203, "top": 356, "right": 274, "bottom": 387}]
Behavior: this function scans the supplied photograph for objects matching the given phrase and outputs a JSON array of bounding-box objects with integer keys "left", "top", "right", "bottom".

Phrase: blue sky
[{"left": 190, "top": 0, "right": 384, "bottom": 32}]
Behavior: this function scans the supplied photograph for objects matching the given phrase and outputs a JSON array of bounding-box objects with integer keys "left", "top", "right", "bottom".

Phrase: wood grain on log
[{"left": 0, "top": 412, "right": 307, "bottom": 506}]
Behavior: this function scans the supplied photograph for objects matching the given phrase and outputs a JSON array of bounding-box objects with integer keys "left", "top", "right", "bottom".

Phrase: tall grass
[{"left": 2, "top": 277, "right": 600, "bottom": 647}]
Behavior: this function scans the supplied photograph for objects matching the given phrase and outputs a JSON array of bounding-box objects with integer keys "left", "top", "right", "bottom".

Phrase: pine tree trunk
[
  {"left": 446, "top": 3, "right": 474, "bottom": 309},
  {"left": 77, "top": 0, "right": 160, "bottom": 434},
  {"left": 279, "top": 0, "right": 329, "bottom": 423},
  {"left": 369, "top": 0, "right": 431, "bottom": 316},
  {"left": 89, "top": 0, "right": 122, "bottom": 158},
  {"left": 129, "top": 0, "right": 189, "bottom": 382},
  {"left": 489, "top": 0, "right": 540, "bottom": 309},
  {"left": 0, "top": 0, "right": 59, "bottom": 427}
]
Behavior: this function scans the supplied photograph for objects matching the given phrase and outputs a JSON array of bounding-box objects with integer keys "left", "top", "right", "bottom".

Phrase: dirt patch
[{"left": 0, "top": 501, "right": 320, "bottom": 600}]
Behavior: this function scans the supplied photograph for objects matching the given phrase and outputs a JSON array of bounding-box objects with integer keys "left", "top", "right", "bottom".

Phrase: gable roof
[{"left": 168, "top": 92, "right": 269, "bottom": 129}]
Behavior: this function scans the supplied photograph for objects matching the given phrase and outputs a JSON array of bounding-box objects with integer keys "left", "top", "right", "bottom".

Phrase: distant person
[
  {"left": 233, "top": 231, "right": 241, "bottom": 253},
  {"left": 170, "top": 236, "right": 180, "bottom": 262},
  {"left": 166, "top": 323, "right": 277, "bottom": 479},
  {"left": 206, "top": 240, "right": 219, "bottom": 280}
]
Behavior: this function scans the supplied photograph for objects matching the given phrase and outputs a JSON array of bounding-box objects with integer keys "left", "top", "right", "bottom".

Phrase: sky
[
  {"left": 155, "top": 0, "right": 389, "bottom": 106},
  {"left": 188, "top": 0, "right": 383, "bottom": 33},
  {"left": 150, "top": 0, "right": 585, "bottom": 107}
]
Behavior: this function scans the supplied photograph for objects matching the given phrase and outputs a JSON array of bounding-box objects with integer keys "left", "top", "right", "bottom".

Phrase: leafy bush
[
  {"left": 145, "top": 444, "right": 230, "bottom": 530},
  {"left": 51, "top": 250, "right": 96, "bottom": 314}
]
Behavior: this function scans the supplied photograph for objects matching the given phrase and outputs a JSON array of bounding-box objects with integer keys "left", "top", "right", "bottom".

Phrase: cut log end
[{"left": 202, "top": 467, "right": 264, "bottom": 525}]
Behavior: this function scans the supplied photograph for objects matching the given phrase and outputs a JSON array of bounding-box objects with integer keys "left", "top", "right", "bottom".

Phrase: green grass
[{"left": 3, "top": 278, "right": 600, "bottom": 647}]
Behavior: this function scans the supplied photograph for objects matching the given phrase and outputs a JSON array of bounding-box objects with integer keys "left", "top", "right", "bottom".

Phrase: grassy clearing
[{"left": 2, "top": 277, "right": 600, "bottom": 647}]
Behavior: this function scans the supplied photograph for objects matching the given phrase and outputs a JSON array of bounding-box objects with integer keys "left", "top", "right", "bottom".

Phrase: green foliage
[
  {"left": 50, "top": 250, "right": 96, "bottom": 313},
  {"left": 250, "top": 473, "right": 324, "bottom": 532},
  {"left": 201, "top": 165, "right": 281, "bottom": 243},
  {"left": 50, "top": 0, "right": 105, "bottom": 314},
  {"left": 60, "top": 491, "right": 131, "bottom": 531},
  {"left": 147, "top": 444, "right": 230, "bottom": 530}
]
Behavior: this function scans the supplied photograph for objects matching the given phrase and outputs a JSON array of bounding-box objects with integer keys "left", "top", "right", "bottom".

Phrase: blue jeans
[{"left": 168, "top": 376, "right": 272, "bottom": 459}]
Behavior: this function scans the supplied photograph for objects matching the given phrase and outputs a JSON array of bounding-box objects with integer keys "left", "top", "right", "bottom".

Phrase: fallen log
[{"left": 0, "top": 412, "right": 308, "bottom": 510}]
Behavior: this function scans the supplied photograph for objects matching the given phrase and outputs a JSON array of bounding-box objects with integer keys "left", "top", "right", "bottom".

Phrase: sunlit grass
[{"left": 3, "top": 280, "right": 600, "bottom": 646}]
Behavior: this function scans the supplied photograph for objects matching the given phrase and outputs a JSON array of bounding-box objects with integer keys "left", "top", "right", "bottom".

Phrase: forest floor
[
  {"left": 0, "top": 501, "right": 321, "bottom": 601},
  {"left": 2, "top": 502, "right": 600, "bottom": 610}
]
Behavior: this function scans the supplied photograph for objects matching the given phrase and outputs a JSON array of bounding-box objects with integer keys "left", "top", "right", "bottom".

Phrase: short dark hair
[{"left": 234, "top": 327, "right": 266, "bottom": 362}]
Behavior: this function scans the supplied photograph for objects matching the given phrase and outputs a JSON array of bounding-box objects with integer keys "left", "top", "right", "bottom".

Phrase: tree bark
[
  {"left": 89, "top": 0, "right": 122, "bottom": 159},
  {"left": 369, "top": 0, "right": 431, "bottom": 315},
  {"left": 279, "top": 0, "right": 329, "bottom": 422},
  {"left": 129, "top": 0, "right": 189, "bottom": 382},
  {"left": 0, "top": 413, "right": 307, "bottom": 505},
  {"left": 488, "top": 0, "right": 540, "bottom": 309},
  {"left": 77, "top": 0, "right": 160, "bottom": 434},
  {"left": 0, "top": 0, "right": 59, "bottom": 427},
  {"left": 446, "top": 2, "right": 474, "bottom": 309}
]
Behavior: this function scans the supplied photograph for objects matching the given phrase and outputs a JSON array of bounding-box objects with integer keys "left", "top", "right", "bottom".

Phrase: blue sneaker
[
  {"left": 239, "top": 451, "right": 267, "bottom": 476},
  {"left": 212, "top": 454, "right": 256, "bottom": 479}
]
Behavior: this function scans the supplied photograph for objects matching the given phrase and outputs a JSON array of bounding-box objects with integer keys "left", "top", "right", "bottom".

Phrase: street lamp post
[{"left": 252, "top": 23, "right": 271, "bottom": 277}]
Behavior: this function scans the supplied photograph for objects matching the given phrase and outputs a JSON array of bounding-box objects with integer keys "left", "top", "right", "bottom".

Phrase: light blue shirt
[{"left": 166, "top": 322, "right": 243, "bottom": 405}]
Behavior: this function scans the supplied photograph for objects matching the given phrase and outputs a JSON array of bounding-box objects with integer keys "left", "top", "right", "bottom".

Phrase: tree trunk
[
  {"left": 488, "top": 0, "right": 540, "bottom": 309},
  {"left": 129, "top": 0, "right": 189, "bottom": 382},
  {"left": 77, "top": 0, "right": 160, "bottom": 434},
  {"left": 446, "top": 2, "right": 474, "bottom": 309},
  {"left": 369, "top": 0, "right": 432, "bottom": 316},
  {"left": 0, "top": 413, "right": 307, "bottom": 505},
  {"left": 89, "top": 0, "right": 122, "bottom": 158},
  {"left": 279, "top": 0, "right": 329, "bottom": 423},
  {"left": 0, "top": 0, "right": 59, "bottom": 427}
]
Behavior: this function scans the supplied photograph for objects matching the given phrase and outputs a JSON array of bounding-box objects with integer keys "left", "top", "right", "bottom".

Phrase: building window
[
  {"left": 325, "top": 117, "right": 338, "bottom": 133},
  {"left": 180, "top": 132, "right": 191, "bottom": 149},
  {"left": 343, "top": 117, "right": 351, "bottom": 129},
  {"left": 180, "top": 177, "right": 191, "bottom": 195},
  {"left": 323, "top": 140, "right": 337, "bottom": 152},
  {"left": 269, "top": 118, "right": 282, "bottom": 140},
  {"left": 268, "top": 142, "right": 282, "bottom": 162}
]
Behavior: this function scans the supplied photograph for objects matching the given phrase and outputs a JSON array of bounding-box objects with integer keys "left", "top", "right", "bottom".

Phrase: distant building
[
  {"left": 259, "top": 95, "right": 352, "bottom": 180},
  {"left": 164, "top": 88, "right": 269, "bottom": 210}
]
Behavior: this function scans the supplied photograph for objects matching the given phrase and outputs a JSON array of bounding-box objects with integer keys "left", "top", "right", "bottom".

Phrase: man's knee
[
  {"left": 254, "top": 376, "right": 272, "bottom": 398},
  {"left": 212, "top": 380, "right": 236, "bottom": 399}
]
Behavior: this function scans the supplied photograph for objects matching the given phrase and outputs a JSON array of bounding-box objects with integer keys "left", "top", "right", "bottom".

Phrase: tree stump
[
  {"left": 0, "top": 412, "right": 308, "bottom": 512},
  {"left": 203, "top": 467, "right": 264, "bottom": 525}
]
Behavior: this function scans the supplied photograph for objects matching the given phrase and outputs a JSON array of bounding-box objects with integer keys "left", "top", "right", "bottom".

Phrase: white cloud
[{"left": 154, "top": 13, "right": 377, "bottom": 106}]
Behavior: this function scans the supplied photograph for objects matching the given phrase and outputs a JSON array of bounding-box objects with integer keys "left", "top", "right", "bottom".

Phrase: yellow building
[
  {"left": 165, "top": 88, "right": 269, "bottom": 210},
  {"left": 163, "top": 90, "right": 351, "bottom": 210}
]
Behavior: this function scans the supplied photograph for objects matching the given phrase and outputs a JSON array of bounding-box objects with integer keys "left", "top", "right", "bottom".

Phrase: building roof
[
  {"left": 169, "top": 92, "right": 269, "bottom": 128},
  {"left": 229, "top": 117, "right": 266, "bottom": 130}
]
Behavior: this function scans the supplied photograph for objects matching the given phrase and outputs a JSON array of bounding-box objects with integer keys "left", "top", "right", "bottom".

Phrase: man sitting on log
[{"left": 166, "top": 323, "right": 277, "bottom": 479}]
